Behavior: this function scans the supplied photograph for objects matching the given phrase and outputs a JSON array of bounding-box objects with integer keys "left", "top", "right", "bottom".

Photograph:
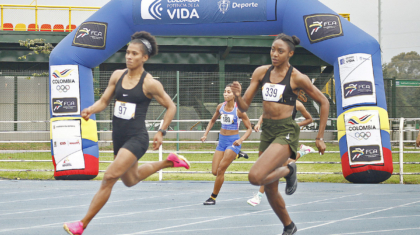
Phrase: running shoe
[
  {"left": 63, "top": 221, "right": 84, "bottom": 235},
  {"left": 203, "top": 197, "right": 216, "bottom": 205},
  {"left": 300, "top": 144, "right": 316, "bottom": 154},
  {"left": 247, "top": 193, "right": 262, "bottom": 206},
  {"left": 285, "top": 162, "right": 297, "bottom": 195},
  {"left": 236, "top": 151, "right": 249, "bottom": 159},
  {"left": 282, "top": 222, "right": 297, "bottom": 235},
  {"left": 167, "top": 153, "right": 190, "bottom": 169}
]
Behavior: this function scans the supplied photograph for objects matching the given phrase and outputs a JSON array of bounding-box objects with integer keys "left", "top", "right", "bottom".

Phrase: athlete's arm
[
  {"left": 201, "top": 103, "right": 222, "bottom": 142},
  {"left": 293, "top": 72, "right": 329, "bottom": 154},
  {"left": 233, "top": 111, "right": 252, "bottom": 146},
  {"left": 146, "top": 77, "right": 176, "bottom": 150},
  {"left": 416, "top": 131, "right": 420, "bottom": 147},
  {"left": 81, "top": 70, "right": 120, "bottom": 121},
  {"left": 254, "top": 114, "right": 263, "bottom": 132},
  {"left": 231, "top": 66, "right": 265, "bottom": 113},
  {"left": 295, "top": 100, "right": 313, "bottom": 127}
]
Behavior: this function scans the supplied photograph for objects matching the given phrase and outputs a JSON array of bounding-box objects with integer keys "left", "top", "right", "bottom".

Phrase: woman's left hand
[
  {"left": 316, "top": 139, "right": 326, "bottom": 155},
  {"left": 233, "top": 139, "right": 243, "bottom": 146},
  {"left": 153, "top": 132, "right": 163, "bottom": 150}
]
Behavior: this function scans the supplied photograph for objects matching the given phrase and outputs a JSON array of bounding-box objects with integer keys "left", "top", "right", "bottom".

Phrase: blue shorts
[{"left": 216, "top": 134, "right": 241, "bottom": 154}]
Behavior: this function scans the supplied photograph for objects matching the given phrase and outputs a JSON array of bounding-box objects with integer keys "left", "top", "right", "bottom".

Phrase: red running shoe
[
  {"left": 167, "top": 153, "right": 191, "bottom": 169},
  {"left": 63, "top": 221, "right": 84, "bottom": 235}
]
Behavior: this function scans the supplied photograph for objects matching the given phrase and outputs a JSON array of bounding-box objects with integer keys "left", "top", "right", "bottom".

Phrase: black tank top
[
  {"left": 292, "top": 103, "right": 297, "bottom": 120},
  {"left": 260, "top": 65, "right": 297, "bottom": 106},
  {"left": 112, "top": 70, "right": 151, "bottom": 135}
]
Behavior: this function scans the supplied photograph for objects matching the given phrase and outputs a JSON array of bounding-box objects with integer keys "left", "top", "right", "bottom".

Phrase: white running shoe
[
  {"left": 247, "top": 193, "right": 262, "bottom": 206},
  {"left": 300, "top": 144, "right": 316, "bottom": 154}
]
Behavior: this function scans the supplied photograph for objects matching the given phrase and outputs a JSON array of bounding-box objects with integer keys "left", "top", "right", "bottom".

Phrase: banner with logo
[
  {"left": 50, "top": 65, "right": 80, "bottom": 116},
  {"left": 338, "top": 53, "right": 376, "bottom": 108},
  {"left": 51, "top": 120, "right": 85, "bottom": 171},
  {"left": 72, "top": 21, "right": 108, "bottom": 49},
  {"left": 304, "top": 14, "right": 343, "bottom": 43},
  {"left": 133, "top": 0, "right": 272, "bottom": 25},
  {"left": 345, "top": 110, "right": 383, "bottom": 165}
]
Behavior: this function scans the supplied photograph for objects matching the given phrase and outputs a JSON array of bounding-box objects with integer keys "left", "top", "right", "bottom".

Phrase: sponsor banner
[
  {"left": 50, "top": 65, "right": 80, "bottom": 116},
  {"left": 51, "top": 120, "right": 85, "bottom": 170},
  {"left": 72, "top": 21, "right": 108, "bottom": 49},
  {"left": 349, "top": 145, "right": 382, "bottom": 165},
  {"left": 133, "top": 0, "right": 268, "bottom": 25},
  {"left": 345, "top": 110, "right": 383, "bottom": 165},
  {"left": 304, "top": 14, "right": 343, "bottom": 43},
  {"left": 338, "top": 53, "right": 376, "bottom": 108},
  {"left": 56, "top": 150, "right": 85, "bottom": 171},
  {"left": 396, "top": 80, "right": 420, "bottom": 87}
]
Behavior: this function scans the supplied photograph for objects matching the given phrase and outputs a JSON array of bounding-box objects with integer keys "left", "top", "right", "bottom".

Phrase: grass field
[{"left": 1, "top": 141, "right": 419, "bottom": 184}]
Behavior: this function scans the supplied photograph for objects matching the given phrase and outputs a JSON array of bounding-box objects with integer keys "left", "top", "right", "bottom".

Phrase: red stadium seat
[
  {"left": 3, "top": 23, "right": 13, "bottom": 31},
  {"left": 28, "top": 23, "right": 39, "bottom": 31},
  {"left": 53, "top": 24, "right": 65, "bottom": 32},
  {"left": 40, "top": 24, "right": 52, "bottom": 32},
  {"left": 65, "top": 24, "right": 76, "bottom": 32}
]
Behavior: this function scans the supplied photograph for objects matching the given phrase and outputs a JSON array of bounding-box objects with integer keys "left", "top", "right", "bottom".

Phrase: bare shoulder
[
  {"left": 253, "top": 65, "right": 271, "bottom": 80},
  {"left": 143, "top": 73, "right": 164, "bottom": 94},
  {"left": 216, "top": 103, "right": 223, "bottom": 110},
  {"left": 291, "top": 68, "right": 311, "bottom": 88},
  {"left": 110, "top": 69, "right": 127, "bottom": 84}
]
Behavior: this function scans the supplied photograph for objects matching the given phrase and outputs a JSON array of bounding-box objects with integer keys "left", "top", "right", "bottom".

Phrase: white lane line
[
  {"left": 299, "top": 199, "right": 420, "bottom": 232},
  {"left": 118, "top": 194, "right": 360, "bottom": 235},
  {"left": 0, "top": 191, "right": 197, "bottom": 217},
  {"left": 328, "top": 227, "right": 420, "bottom": 235}
]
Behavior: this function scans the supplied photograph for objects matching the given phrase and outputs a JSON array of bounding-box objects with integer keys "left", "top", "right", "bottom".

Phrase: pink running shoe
[
  {"left": 63, "top": 221, "right": 84, "bottom": 235},
  {"left": 167, "top": 153, "right": 191, "bottom": 169}
]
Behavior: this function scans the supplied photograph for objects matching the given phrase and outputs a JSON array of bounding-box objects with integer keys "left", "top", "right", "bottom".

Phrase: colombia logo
[
  {"left": 348, "top": 114, "right": 373, "bottom": 125},
  {"left": 52, "top": 69, "right": 74, "bottom": 78}
]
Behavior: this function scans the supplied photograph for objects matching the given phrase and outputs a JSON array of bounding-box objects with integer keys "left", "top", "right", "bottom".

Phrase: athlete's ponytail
[
  {"left": 274, "top": 33, "right": 300, "bottom": 52},
  {"left": 130, "top": 31, "right": 158, "bottom": 57}
]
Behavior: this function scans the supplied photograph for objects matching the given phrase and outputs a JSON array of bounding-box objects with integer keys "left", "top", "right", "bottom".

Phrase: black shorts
[{"left": 112, "top": 131, "right": 149, "bottom": 160}]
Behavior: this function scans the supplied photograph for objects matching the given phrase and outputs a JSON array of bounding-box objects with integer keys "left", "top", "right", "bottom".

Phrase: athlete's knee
[
  {"left": 212, "top": 169, "right": 218, "bottom": 176},
  {"left": 122, "top": 179, "right": 137, "bottom": 187},
  {"left": 102, "top": 172, "right": 119, "bottom": 187},
  {"left": 248, "top": 171, "right": 263, "bottom": 186},
  {"left": 217, "top": 166, "right": 227, "bottom": 176}
]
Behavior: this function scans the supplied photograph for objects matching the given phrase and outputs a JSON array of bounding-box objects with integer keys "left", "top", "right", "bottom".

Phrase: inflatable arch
[{"left": 49, "top": 0, "right": 392, "bottom": 182}]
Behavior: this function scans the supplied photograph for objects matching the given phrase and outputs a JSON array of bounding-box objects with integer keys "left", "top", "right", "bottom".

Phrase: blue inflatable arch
[{"left": 49, "top": 0, "right": 392, "bottom": 182}]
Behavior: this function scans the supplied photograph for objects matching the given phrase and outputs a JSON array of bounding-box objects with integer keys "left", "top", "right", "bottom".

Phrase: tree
[{"left": 383, "top": 51, "right": 420, "bottom": 118}]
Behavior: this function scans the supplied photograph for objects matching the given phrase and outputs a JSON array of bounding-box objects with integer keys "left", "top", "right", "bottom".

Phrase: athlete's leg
[
  {"left": 248, "top": 143, "right": 291, "bottom": 186},
  {"left": 264, "top": 180, "right": 292, "bottom": 226},
  {"left": 211, "top": 150, "right": 225, "bottom": 176},
  {"left": 120, "top": 156, "right": 173, "bottom": 187},
  {"left": 80, "top": 148, "right": 137, "bottom": 229},
  {"left": 212, "top": 149, "right": 237, "bottom": 195}
]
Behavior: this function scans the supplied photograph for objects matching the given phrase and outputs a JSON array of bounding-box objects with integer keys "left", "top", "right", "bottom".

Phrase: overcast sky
[{"left": 2, "top": 0, "right": 418, "bottom": 63}]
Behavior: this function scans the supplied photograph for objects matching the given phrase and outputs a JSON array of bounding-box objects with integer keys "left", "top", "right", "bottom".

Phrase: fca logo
[{"left": 141, "top": 0, "right": 162, "bottom": 20}]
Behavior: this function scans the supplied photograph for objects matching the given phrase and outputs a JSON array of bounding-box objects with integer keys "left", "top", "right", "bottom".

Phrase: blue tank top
[{"left": 219, "top": 102, "right": 240, "bottom": 131}]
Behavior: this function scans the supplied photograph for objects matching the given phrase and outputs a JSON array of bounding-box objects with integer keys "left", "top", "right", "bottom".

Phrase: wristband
[{"left": 315, "top": 138, "right": 324, "bottom": 141}]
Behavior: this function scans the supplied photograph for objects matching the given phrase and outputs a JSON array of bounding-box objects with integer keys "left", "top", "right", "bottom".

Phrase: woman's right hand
[
  {"left": 81, "top": 107, "right": 93, "bottom": 121},
  {"left": 200, "top": 135, "right": 207, "bottom": 142},
  {"left": 254, "top": 123, "right": 261, "bottom": 132}
]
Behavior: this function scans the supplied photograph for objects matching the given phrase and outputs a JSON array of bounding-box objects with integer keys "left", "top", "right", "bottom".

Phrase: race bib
[
  {"left": 262, "top": 83, "right": 285, "bottom": 102},
  {"left": 221, "top": 114, "right": 234, "bottom": 125},
  {"left": 114, "top": 100, "right": 136, "bottom": 120}
]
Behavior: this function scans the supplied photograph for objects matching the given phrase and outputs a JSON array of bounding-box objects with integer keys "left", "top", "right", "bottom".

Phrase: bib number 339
[
  {"left": 114, "top": 101, "right": 136, "bottom": 120},
  {"left": 262, "top": 83, "right": 285, "bottom": 102}
]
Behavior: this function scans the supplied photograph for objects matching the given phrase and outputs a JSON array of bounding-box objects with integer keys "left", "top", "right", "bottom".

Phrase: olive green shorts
[{"left": 259, "top": 116, "right": 300, "bottom": 159}]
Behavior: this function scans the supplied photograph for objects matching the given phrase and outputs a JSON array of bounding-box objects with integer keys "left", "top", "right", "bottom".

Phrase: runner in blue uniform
[
  {"left": 201, "top": 84, "right": 252, "bottom": 205},
  {"left": 63, "top": 31, "right": 190, "bottom": 235}
]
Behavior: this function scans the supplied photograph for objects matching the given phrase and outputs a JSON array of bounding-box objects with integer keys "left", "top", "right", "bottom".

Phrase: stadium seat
[
  {"left": 3, "top": 23, "right": 13, "bottom": 31},
  {"left": 65, "top": 24, "right": 76, "bottom": 32},
  {"left": 40, "top": 24, "right": 52, "bottom": 32},
  {"left": 53, "top": 24, "right": 65, "bottom": 32},
  {"left": 15, "top": 23, "right": 26, "bottom": 31},
  {"left": 28, "top": 23, "right": 39, "bottom": 31}
]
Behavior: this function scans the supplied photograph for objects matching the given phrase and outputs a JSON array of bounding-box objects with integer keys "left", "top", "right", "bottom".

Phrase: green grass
[{"left": 1, "top": 142, "right": 420, "bottom": 184}]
